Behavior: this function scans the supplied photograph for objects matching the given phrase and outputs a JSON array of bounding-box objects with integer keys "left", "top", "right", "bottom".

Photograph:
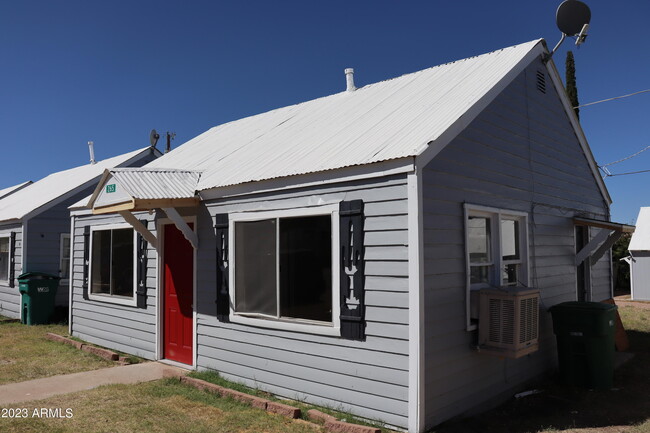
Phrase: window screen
[
  {"left": 91, "top": 228, "right": 133, "bottom": 298},
  {"left": 234, "top": 214, "right": 332, "bottom": 323},
  {"left": 0, "top": 238, "right": 8, "bottom": 282}
]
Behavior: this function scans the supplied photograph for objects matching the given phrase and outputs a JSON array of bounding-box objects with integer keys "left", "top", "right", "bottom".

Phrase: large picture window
[
  {"left": 230, "top": 205, "right": 339, "bottom": 333},
  {"left": 90, "top": 226, "right": 135, "bottom": 303},
  {"left": 0, "top": 237, "right": 9, "bottom": 282}
]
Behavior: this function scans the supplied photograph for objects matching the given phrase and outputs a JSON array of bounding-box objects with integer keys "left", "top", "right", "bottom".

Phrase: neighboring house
[
  {"left": 0, "top": 146, "right": 160, "bottom": 319},
  {"left": 627, "top": 207, "right": 650, "bottom": 300},
  {"left": 0, "top": 181, "right": 33, "bottom": 200},
  {"left": 68, "top": 39, "right": 630, "bottom": 432}
]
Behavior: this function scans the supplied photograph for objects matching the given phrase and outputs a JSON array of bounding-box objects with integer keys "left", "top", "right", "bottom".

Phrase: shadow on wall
[{"left": 431, "top": 328, "right": 650, "bottom": 433}]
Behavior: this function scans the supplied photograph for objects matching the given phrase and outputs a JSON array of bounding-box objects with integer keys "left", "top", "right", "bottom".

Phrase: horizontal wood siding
[
  {"left": 0, "top": 224, "right": 23, "bottom": 318},
  {"left": 422, "top": 59, "right": 610, "bottom": 428},
  {"left": 196, "top": 175, "right": 410, "bottom": 428},
  {"left": 70, "top": 213, "right": 157, "bottom": 360}
]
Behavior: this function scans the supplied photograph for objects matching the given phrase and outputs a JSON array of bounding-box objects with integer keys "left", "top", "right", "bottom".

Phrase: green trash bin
[
  {"left": 549, "top": 301, "right": 617, "bottom": 390},
  {"left": 18, "top": 272, "right": 61, "bottom": 325}
]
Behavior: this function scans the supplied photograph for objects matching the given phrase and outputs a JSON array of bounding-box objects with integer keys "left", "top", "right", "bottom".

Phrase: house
[
  {"left": 0, "top": 146, "right": 160, "bottom": 320},
  {"left": 627, "top": 207, "right": 650, "bottom": 300},
  {"left": 68, "top": 39, "right": 630, "bottom": 432}
]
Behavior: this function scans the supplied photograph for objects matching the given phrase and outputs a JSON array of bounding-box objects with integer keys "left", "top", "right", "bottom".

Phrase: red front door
[{"left": 163, "top": 223, "right": 194, "bottom": 365}]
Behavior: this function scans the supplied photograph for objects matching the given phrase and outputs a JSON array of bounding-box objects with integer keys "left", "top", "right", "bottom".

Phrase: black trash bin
[
  {"left": 549, "top": 301, "right": 617, "bottom": 389},
  {"left": 18, "top": 272, "right": 60, "bottom": 325}
]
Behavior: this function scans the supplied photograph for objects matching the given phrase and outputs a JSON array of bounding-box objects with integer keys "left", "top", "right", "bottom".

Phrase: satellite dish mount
[
  {"left": 546, "top": 0, "right": 591, "bottom": 61},
  {"left": 150, "top": 129, "right": 160, "bottom": 148}
]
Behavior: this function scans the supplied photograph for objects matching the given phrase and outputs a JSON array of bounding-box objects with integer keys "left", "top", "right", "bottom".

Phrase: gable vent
[{"left": 536, "top": 70, "right": 547, "bottom": 94}]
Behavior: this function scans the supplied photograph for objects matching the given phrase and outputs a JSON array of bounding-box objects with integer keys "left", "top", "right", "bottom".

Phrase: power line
[
  {"left": 600, "top": 145, "right": 650, "bottom": 167},
  {"left": 603, "top": 168, "right": 650, "bottom": 177},
  {"left": 576, "top": 88, "right": 650, "bottom": 108}
]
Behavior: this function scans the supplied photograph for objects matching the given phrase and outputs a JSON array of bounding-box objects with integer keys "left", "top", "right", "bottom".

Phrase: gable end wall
[{"left": 421, "top": 57, "right": 610, "bottom": 428}]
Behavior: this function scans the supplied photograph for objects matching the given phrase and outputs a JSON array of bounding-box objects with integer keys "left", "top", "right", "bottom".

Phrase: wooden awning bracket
[
  {"left": 118, "top": 210, "right": 158, "bottom": 249},
  {"left": 161, "top": 207, "right": 199, "bottom": 250}
]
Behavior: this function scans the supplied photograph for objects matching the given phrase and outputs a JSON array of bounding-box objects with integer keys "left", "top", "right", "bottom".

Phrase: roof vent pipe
[
  {"left": 345, "top": 68, "right": 356, "bottom": 92},
  {"left": 88, "top": 141, "right": 96, "bottom": 164}
]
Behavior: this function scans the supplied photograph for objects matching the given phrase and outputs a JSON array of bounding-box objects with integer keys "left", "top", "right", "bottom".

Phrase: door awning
[
  {"left": 574, "top": 217, "right": 635, "bottom": 267},
  {"left": 87, "top": 168, "right": 202, "bottom": 249}
]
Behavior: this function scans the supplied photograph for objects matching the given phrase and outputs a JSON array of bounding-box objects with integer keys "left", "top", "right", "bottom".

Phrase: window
[
  {"left": 230, "top": 205, "right": 339, "bottom": 334},
  {"left": 59, "top": 234, "right": 71, "bottom": 281},
  {"left": 465, "top": 205, "right": 529, "bottom": 329},
  {"left": 0, "top": 237, "right": 8, "bottom": 282},
  {"left": 89, "top": 225, "right": 135, "bottom": 304}
]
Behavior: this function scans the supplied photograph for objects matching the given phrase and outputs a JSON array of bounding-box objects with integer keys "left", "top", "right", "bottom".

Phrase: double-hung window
[
  {"left": 465, "top": 205, "right": 529, "bottom": 327},
  {"left": 229, "top": 205, "right": 340, "bottom": 335},
  {"left": 59, "top": 234, "right": 71, "bottom": 282},
  {"left": 89, "top": 224, "right": 136, "bottom": 306},
  {"left": 0, "top": 237, "right": 9, "bottom": 282}
]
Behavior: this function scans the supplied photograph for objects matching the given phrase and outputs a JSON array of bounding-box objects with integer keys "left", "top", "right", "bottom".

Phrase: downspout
[
  {"left": 407, "top": 157, "right": 425, "bottom": 432},
  {"left": 68, "top": 215, "right": 75, "bottom": 335}
]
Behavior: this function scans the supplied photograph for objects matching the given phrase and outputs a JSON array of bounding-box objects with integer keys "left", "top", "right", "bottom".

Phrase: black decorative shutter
[
  {"left": 214, "top": 214, "right": 230, "bottom": 322},
  {"left": 136, "top": 220, "right": 149, "bottom": 309},
  {"left": 8, "top": 232, "right": 15, "bottom": 288},
  {"left": 339, "top": 200, "right": 365, "bottom": 341},
  {"left": 82, "top": 226, "right": 90, "bottom": 300}
]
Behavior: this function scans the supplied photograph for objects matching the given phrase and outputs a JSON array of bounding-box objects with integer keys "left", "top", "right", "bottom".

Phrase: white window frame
[
  {"left": 228, "top": 204, "right": 341, "bottom": 336},
  {"left": 88, "top": 222, "right": 137, "bottom": 307},
  {"left": 464, "top": 204, "right": 530, "bottom": 331},
  {"left": 0, "top": 235, "right": 9, "bottom": 283},
  {"left": 59, "top": 233, "right": 71, "bottom": 284}
]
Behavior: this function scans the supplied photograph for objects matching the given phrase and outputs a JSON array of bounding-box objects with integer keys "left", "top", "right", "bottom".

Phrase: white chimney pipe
[
  {"left": 88, "top": 141, "right": 96, "bottom": 164},
  {"left": 345, "top": 68, "right": 356, "bottom": 92}
]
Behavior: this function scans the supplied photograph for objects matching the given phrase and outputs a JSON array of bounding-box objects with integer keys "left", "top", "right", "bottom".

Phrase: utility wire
[
  {"left": 576, "top": 88, "right": 650, "bottom": 109},
  {"left": 600, "top": 145, "right": 650, "bottom": 167},
  {"left": 603, "top": 168, "right": 650, "bottom": 177}
]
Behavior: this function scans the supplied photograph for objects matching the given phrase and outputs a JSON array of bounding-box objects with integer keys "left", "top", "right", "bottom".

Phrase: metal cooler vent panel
[{"left": 479, "top": 287, "right": 540, "bottom": 359}]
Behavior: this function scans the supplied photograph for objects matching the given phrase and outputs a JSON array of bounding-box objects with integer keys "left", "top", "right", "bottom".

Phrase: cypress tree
[{"left": 565, "top": 50, "right": 579, "bottom": 119}]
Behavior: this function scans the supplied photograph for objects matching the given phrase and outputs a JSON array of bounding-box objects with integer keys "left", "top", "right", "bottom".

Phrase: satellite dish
[
  {"left": 150, "top": 129, "right": 160, "bottom": 148},
  {"left": 556, "top": 0, "right": 591, "bottom": 36},
  {"left": 546, "top": 0, "right": 592, "bottom": 61}
]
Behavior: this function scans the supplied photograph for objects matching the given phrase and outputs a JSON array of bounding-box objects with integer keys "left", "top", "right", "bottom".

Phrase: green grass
[
  {"left": 189, "top": 370, "right": 395, "bottom": 432},
  {"left": 0, "top": 320, "right": 114, "bottom": 385},
  {"left": 0, "top": 379, "right": 323, "bottom": 433}
]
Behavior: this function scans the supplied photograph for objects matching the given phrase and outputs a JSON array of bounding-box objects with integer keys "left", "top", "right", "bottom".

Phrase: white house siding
[
  {"left": 630, "top": 253, "right": 650, "bottom": 300},
  {"left": 70, "top": 213, "right": 158, "bottom": 360},
  {"left": 421, "top": 58, "right": 610, "bottom": 428},
  {"left": 197, "top": 174, "right": 410, "bottom": 428},
  {"left": 0, "top": 224, "right": 23, "bottom": 318}
]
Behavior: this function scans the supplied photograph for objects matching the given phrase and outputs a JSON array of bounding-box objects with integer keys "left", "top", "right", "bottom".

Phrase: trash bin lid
[
  {"left": 549, "top": 301, "right": 617, "bottom": 312},
  {"left": 17, "top": 272, "right": 61, "bottom": 281}
]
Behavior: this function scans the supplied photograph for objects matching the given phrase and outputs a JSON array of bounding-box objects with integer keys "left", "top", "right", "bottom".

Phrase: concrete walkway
[{"left": 0, "top": 362, "right": 186, "bottom": 405}]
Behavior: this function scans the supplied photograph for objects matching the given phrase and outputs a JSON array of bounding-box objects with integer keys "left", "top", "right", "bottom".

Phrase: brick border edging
[
  {"left": 45, "top": 333, "right": 120, "bottom": 362},
  {"left": 178, "top": 376, "right": 381, "bottom": 433}
]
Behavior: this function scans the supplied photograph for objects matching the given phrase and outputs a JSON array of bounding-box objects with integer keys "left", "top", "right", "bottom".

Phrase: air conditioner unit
[{"left": 478, "top": 287, "right": 540, "bottom": 359}]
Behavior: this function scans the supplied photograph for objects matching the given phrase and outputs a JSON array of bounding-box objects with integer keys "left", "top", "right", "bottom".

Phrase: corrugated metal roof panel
[
  {"left": 145, "top": 40, "right": 543, "bottom": 191},
  {"left": 110, "top": 168, "right": 201, "bottom": 200},
  {"left": 0, "top": 181, "right": 32, "bottom": 200},
  {"left": 0, "top": 147, "right": 153, "bottom": 222},
  {"left": 629, "top": 207, "right": 650, "bottom": 251}
]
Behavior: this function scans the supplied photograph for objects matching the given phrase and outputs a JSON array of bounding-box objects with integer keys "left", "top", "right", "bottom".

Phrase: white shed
[{"left": 628, "top": 207, "right": 650, "bottom": 300}]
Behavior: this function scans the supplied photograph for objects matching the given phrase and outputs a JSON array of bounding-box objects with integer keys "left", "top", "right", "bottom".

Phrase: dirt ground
[{"left": 429, "top": 302, "right": 650, "bottom": 433}]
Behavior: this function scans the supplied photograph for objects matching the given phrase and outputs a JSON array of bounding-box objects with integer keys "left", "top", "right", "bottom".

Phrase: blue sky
[{"left": 1, "top": 1, "right": 648, "bottom": 223}]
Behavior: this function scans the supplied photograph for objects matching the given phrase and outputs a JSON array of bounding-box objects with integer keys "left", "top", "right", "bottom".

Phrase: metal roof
[
  {"left": 0, "top": 147, "right": 154, "bottom": 223},
  {"left": 101, "top": 168, "right": 201, "bottom": 201},
  {"left": 145, "top": 40, "right": 544, "bottom": 191},
  {"left": 629, "top": 207, "right": 650, "bottom": 251},
  {"left": 0, "top": 181, "right": 32, "bottom": 200}
]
